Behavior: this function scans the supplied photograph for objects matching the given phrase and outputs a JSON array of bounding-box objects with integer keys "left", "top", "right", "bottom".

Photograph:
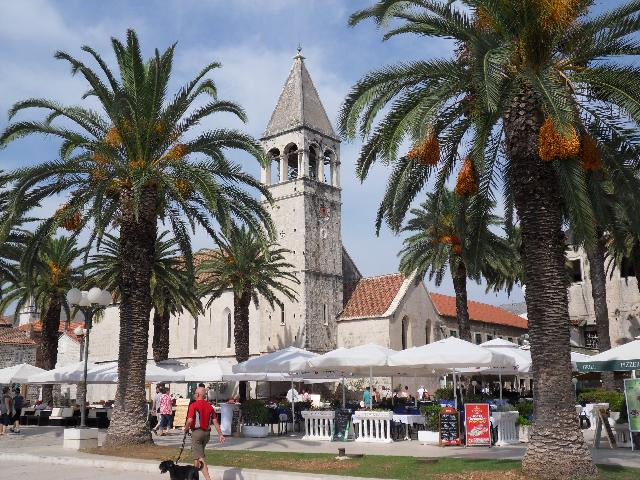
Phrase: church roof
[
  {"left": 262, "top": 49, "right": 338, "bottom": 140},
  {"left": 340, "top": 273, "right": 407, "bottom": 320},
  {"left": 430, "top": 293, "right": 528, "bottom": 329},
  {"left": 0, "top": 327, "right": 37, "bottom": 346}
]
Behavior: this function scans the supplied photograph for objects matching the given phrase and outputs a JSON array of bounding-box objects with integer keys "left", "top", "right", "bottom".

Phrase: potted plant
[
  {"left": 418, "top": 404, "right": 441, "bottom": 444},
  {"left": 240, "top": 400, "right": 271, "bottom": 438},
  {"left": 517, "top": 415, "right": 532, "bottom": 442}
]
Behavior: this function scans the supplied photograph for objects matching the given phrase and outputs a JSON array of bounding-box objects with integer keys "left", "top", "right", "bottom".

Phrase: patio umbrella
[
  {"left": 27, "top": 361, "right": 114, "bottom": 384},
  {"left": 307, "top": 343, "right": 401, "bottom": 409},
  {"left": 576, "top": 338, "right": 640, "bottom": 374},
  {"left": 388, "top": 337, "right": 515, "bottom": 408},
  {"left": 479, "top": 338, "right": 532, "bottom": 399},
  {"left": 232, "top": 346, "right": 319, "bottom": 432},
  {"left": 90, "top": 362, "right": 186, "bottom": 383},
  {"left": 181, "top": 359, "right": 234, "bottom": 382},
  {"left": 0, "top": 363, "right": 45, "bottom": 384}
]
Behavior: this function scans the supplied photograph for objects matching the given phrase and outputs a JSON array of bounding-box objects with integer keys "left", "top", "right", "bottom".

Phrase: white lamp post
[
  {"left": 571, "top": 377, "right": 578, "bottom": 400},
  {"left": 67, "top": 287, "right": 111, "bottom": 428},
  {"left": 471, "top": 380, "right": 478, "bottom": 394}
]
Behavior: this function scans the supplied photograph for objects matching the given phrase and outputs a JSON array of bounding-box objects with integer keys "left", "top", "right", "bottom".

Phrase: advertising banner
[
  {"left": 465, "top": 403, "right": 491, "bottom": 446},
  {"left": 624, "top": 378, "right": 640, "bottom": 433}
]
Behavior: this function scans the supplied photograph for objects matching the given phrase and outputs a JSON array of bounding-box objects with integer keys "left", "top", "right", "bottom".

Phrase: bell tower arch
[{"left": 259, "top": 48, "right": 342, "bottom": 353}]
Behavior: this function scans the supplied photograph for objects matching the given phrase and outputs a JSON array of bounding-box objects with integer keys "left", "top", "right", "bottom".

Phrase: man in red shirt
[{"left": 184, "top": 387, "right": 224, "bottom": 480}]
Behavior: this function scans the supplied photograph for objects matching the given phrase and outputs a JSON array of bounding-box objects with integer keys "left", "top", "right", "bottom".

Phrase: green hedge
[
  {"left": 434, "top": 387, "right": 454, "bottom": 400},
  {"left": 577, "top": 389, "right": 627, "bottom": 423},
  {"left": 420, "top": 404, "right": 442, "bottom": 431}
]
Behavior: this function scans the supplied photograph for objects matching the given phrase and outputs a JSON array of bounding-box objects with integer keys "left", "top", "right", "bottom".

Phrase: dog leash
[{"left": 175, "top": 429, "right": 189, "bottom": 463}]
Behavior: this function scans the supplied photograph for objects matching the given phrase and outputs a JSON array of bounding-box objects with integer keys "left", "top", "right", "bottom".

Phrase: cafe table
[{"left": 392, "top": 413, "right": 425, "bottom": 440}]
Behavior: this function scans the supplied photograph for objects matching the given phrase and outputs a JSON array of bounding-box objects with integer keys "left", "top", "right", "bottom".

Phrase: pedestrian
[
  {"left": 11, "top": 387, "right": 24, "bottom": 434},
  {"left": 152, "top": 385, "right": 162, "bottom": 431},
  {"left": 154, "top": 387, "right": 172, "bottom": 436},
  {"left": 183, "top": 386, "right": 224, "bottom": 480},
  {"left": 1, "top": 386, "right": 13, "bottom": 435},
  {"left": 362, "top": 387, "right": 371, "bottom": 407}
]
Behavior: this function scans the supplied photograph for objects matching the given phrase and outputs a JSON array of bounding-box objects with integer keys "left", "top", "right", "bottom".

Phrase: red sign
[{"left": 464, "top": 403, "right": 491, "bottom": 446}]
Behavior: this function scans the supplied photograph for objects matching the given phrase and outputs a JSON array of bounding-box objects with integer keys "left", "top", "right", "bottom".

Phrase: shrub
[
  {"left": 496, "top": 403, "right": 518, "bottom": 412},
  {"left": 434, "top": 387, "right": 454, "bottom": 401},
  {"left": 516, "top": 415, "right": 531, "bottom": 426},
  {"left": 517, "top": 400, "right": 534, "bottom": 419},
  {"left": 420, "top": 404, "right": 442, "bottom": 432},
  {"left": 463, "top": 392, "right": 492, "bottom": 404},
  {"left": 240, "top": 399, "right": 271, "bottom": 425}
]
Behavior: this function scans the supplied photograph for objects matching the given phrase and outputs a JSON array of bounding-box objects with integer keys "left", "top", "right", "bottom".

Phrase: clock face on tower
[{"left": 319, "top": 205, "right": 330, "bottom": 220}]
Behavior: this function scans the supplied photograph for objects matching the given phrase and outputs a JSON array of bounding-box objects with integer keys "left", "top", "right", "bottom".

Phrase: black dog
[{"left": 158, "top": 460, "right": 202, "bottom": 480}]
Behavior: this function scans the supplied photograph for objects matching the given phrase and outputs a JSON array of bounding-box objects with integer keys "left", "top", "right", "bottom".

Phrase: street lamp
[
  {"left": 571, "top": 377, "right": 578, "bottom": 400},
  {"left": 66, "top": 287, "right": 111, "bottom": 428},
  {"left": 471, "top": 380, "right": 478, "bottom": 394}
]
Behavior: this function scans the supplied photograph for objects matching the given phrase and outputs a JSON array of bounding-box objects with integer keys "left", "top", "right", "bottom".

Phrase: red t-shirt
[{"left": 187, "top": 399, "right": 216, "bottom": 431}]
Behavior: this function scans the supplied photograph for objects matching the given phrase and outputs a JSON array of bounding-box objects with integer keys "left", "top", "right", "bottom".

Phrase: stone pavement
[
  {"left": 0, "top": 426, "right": 638, "bottom": 475},
  {"left": 3, "top": 460, "right": 159, "bottom": 480}
]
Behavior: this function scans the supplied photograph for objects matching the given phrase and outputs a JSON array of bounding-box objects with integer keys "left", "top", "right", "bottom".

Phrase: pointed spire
[{"left": 262, "top": 49, "right": 338, "bottom": 140}]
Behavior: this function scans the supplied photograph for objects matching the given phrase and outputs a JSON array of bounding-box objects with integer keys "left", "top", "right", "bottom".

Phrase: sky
[{"left": 1, "top": 0, "right": 624, "bottom": 306}]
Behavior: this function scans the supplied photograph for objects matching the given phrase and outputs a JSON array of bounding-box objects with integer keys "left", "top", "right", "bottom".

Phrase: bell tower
[{"left": 259, "top": 48, "right": 342, "bottom": 353}]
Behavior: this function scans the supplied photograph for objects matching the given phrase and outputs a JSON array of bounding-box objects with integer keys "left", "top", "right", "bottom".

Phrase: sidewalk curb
[{"left": 0, "top": 452, "right": 384, "bottom": 480}]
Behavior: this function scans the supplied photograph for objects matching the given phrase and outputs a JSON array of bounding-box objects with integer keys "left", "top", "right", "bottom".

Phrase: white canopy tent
[
  {"left": 28, "top": 361, "right": 184, "bottom": 384},
  {"left": 389, "top": 337, "right": 516, "bottom": 408},
  {"left": 0, "top": 363, "right": 45, "bottom": 384}
]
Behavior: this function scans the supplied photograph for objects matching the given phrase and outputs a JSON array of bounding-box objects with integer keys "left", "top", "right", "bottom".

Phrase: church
[{"left": 56, "top": 51, "right": 527, "bottom": 399}]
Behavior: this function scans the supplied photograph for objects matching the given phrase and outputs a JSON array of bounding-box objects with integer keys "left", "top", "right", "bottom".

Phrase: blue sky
[{"left": 0, "top": 0, "right": 624, "bottom": 306}]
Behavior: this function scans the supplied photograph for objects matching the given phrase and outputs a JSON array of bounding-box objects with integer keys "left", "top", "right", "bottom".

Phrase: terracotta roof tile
[
  {"left": 340, "top": 273, "right": 406, "bottom": 320},
  {"left": 430, "top": 292, "right": 528, "bottom": 329},
  {"left": 0, "top": 327, "right": 38, "bottom": 345},
  {"left": 0, "top": 316, "right": 14, "bottom": 327},
  {"left": 19, "top": 322, "right": 84, "bottom": 335}
]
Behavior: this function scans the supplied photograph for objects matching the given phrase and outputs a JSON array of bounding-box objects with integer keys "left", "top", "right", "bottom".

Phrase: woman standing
[
  {"left": 0, "top": 387, "right": 13, "bottom": 435},
  {"left": 155, "top": 387, "right": 172, "bottom": 436}
]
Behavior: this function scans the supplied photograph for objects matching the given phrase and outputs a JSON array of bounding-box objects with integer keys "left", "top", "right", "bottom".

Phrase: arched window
[
  {"left": 323, "top": 304, "right": 328, "bottom": 326},
  {"left": 425, "top": 321, "right": 430, "bottom": 345},
  {"left": 280, "top": 304, "right": 285, "bottom": 325},
  {"left": 268, "top": 148, "right": 280, "bottom": 184},
  {"left": 323, "top": 150, "right": 333, "bottom": 183},
  {"left": 193, "top": 316, "right": 199, "bottom": 351},
  {"left": 401, "top": 316, "right": 408, "bottom": 350},
  {"left": 285, "top": 144, "right": 298, "bottom": 180},
  {"left": 309, "top": 145, "right": 318, "bottom": 181},
  {"left": 226, "top": 311, "right": 232, "bottom": 349}
]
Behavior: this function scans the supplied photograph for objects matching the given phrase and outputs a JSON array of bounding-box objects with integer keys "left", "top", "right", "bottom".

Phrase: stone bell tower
[{"left": 259, "top": 48, "right": 342, "bottom": 353}]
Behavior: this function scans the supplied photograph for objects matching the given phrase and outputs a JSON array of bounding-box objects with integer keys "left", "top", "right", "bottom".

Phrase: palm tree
[
  {"left": 0, "top": 235, "right": 84, "bottom": 402},
  {"left": 197, "top": 224, "right": 299, "bottom": 401},
  {"left": 339, "top": 2, "right": 640, "bottom": 477},
  {"left": 0, "top": 30, "right": 271, "bottom": 446},
  {"left": 399, "top": 189, "right": 515, "bottom": 341},
  {"left": 84, "top": 231, "right": 202, "bottom": 361}
]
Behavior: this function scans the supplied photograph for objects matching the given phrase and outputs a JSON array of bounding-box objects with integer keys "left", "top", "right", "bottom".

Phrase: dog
[{"left": 158, "top": 460, "right": 202, "bottom": 480}]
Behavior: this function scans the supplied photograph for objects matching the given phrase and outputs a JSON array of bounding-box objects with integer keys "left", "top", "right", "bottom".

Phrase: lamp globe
[
  {"left": 87, "top": 287, "right": 103, "bottom": 304},
  {"left": 66, "top": 288, "right": 82, "bottom": 305}
]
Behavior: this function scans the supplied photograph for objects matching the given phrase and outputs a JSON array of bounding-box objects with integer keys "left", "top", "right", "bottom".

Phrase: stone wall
[{"left": 0, "top": 344, "right": 37, "bottom": 369}]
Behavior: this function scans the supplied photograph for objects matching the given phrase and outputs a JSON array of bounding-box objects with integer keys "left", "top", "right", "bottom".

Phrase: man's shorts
[{"left": 191, "top": 429, "right": 210, "bottom": 460}]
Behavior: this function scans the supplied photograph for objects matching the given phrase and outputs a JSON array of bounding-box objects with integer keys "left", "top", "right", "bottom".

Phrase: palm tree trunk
[
  {"left": 586, "top": 229, "right": 616, "bottom": 391},
  {"left": 504, "top": 90, "right": 597, "bottom": 479},
  {"left": 104, "top": 187, "right": 157, "bottom": 447},
  {"left": 234, "top": 287, "right": 251, "bottom": 402},
  {"left": 152, "top": 309, "right": 170, "bottom": 362},
  {"left": 451, "top": 261, "right": 472, "bottom": 341},
  {"left": 40, "top": 298, "right": 61, "bottom": 404}
]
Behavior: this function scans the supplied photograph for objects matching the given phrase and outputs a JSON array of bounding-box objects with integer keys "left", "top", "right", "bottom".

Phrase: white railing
[
  {"left": 301, "top": 410, "right": 335, "bottom": 441},
  {"left": 353, "top": 411, "right": 394, "bottom": 443},
  {"left": 493, "top": 411, "right": 519, "bottom": 446}
]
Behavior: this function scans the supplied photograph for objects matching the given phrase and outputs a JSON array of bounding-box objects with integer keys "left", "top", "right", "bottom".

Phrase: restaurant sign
[
  {"left": 624, "top": 379, "right": 640, "bottom": 433},
  {"left": 577, "top": 359, "right": 640, "bottom": 373},
  {"left": 465, "top": 403, "right": 491, "bottom": 446}
]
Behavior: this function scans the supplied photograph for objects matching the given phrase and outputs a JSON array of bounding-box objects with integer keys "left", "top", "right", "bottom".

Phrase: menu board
[
  {"left": 332, "top": 409, "right": 352, "bottom": 442},
  {"left": 439, "top": 407, "right": 461, "bottom": 446},
  {"left": 624, "top": 379, "right": 640, "bottom": 432},
  {"left": 465, "top": 403, "right": 491, "bottom": 446},
  {"left": 173, "top": 398, "right": 191, "bottom": 428}
]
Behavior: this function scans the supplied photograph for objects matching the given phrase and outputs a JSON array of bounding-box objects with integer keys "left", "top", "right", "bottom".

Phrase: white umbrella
[
  {"left": 232, "top": 346, "right": 319, "bottom": 433},
  {"left": 389, "top": 337, "right": 515, "bottom": 408},
  {"left": 576, "top": 338, "right": 640, "bottom": 374},
  {"left": 232, "top": 346, "right": 318, "bottom": 374},
  {"left": 91, "top": 362, "right": 185, "bottom": 383},
  {"left": 27, "top": 362, "right": 114, "bottom": 384},
  {"left": 477, "top": 338, "right": 532, "bottom": 399},
  {"left": 0, "top": 363, "right": 45, "bottom": 384},
  {"left": 181, "top": 359, "right": 234, "bottom": 382},
  {"left": 308, "top": 344, "right": 401, "bottom": 409}
]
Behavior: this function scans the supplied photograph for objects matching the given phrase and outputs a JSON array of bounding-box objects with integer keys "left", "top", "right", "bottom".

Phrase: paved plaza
[{"left": 3, "top": 461, "right": 159, "bottom": 480}]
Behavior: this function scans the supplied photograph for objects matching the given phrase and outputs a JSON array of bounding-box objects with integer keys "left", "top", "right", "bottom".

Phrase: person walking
[
  {"left": 1, "top": 387, "right": 13, "bottom": 436},
  {"left": 154, "top": 387, "right": 172, "bottom": 436},
  {"left": 151, "top": 385, "right": 162, "bottom": 432},
  {"left": 183, "top": 386, "right": 224, "bottom": 480},
  {"left": 11, "top": 387, "right": 24, "bottom": 434}
]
